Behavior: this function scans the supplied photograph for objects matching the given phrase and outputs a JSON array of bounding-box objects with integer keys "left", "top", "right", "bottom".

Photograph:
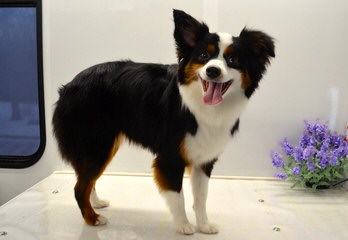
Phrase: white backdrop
[{"left": 1, "top": 0, "right": 347, "bottom": 204}]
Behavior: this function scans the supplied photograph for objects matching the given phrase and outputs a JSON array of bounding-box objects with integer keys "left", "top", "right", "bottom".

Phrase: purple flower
[
  {"left": 330, "top": 145, "right": 348, "bottom": 162},
  {"left": 336, "top": 142, "right": 348, "bottom": 158},
  {"left": 302, "top": 146, "right": 316, "bottom": 160},
  {"left": 300, "top": 134, "right": 315, "bottom": 148},
  {"left": 304, "top": 120, "right": 315, "bottom": 135},
  {"left": 292, "top": 166, "right": 301, "bottom": 175},
  {"left": 304, "top": 120, "right": 329, "bottom": 141},
  {"left": 307, "top": 160, "right": 316, "bottom": 172},
  {"left": 328, "top": 152, "right": 339, "bottom": 166},
  {"left": 320, "top": 138, "right": 331, "bottom": 152},
  {"left": 316, "top": 150, "right": 329, "bottom": 168},
  {"left": 330, "top": 135, "right": 342, "bottom": 148},
  {"left": 319, "top": 155, "right": 329, "bottom": 168},
  {"left": 339, "top": 139, "right": 348, "bottom": 149},
  {"left": 271, "top": 119, "right": 348, "bottom": 187},
  {"left": 271, "top": 151, "right": 285, "bottom": 168},
  {"left": 309, "top": 137, "right": 317, "bottom": 146},
  {"left": 313, "top": 123, "right": 328, "bottom": 141},
  {"left": 344, "top": 146, "right": 348, "bottom": 157},
  {"left": 299, "top": 134, "right": 310, "bottom": 148},
  {"left": 275, "top": 172, "right": 288, "bottom": 179},
  {"left": 281, "top": 138, "right": 294, "bottom": 156},
  {"left": 292, "top": 146, "right": 304, "bottom": 163}
]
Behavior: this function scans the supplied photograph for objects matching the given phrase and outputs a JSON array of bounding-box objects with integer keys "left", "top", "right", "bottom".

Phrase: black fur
[
  {"left": 53, "top": 61, "right": 197, "bottom": 170},
  {"left": 230, "top": 119, "right": 240, "bottom": 136},
  {"left": 201, "top": 159, "right": 218, "bottom": 178},
  {"left": 232, "top": 28, "right": 275, "bottom": 98},
  {"left": 174, "top": 9, "right": 210, "bottom": 59}
]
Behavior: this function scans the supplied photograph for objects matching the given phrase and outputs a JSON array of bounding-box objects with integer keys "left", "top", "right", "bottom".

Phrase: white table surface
[{"left": 0, "top": 172, "right": 347, "bottom": 240}]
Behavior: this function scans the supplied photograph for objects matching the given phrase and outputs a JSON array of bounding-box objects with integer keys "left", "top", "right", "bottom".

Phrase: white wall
[{"left": 1, "top": 0, "right": 348, "bottom": 205}]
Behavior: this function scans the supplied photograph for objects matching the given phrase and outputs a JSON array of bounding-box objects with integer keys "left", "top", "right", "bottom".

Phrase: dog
[{"left": 52, "top": 9, "right": 275, "bottom": 235}]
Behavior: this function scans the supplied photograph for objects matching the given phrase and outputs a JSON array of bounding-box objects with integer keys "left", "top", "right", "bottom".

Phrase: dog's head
[{"left": 173, "top": 9, "right": 275, "bottom": 106}]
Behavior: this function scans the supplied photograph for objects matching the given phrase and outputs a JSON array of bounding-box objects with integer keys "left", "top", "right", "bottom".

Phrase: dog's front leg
[
  {"left": 161, "top": 190, "right": 195, "bottom": 234},
  {"left": 153, "top": 157, "right": 195, "bottom": 235},
  {"left": 191, "top": 160, "right": 219, "bottom": 234}
]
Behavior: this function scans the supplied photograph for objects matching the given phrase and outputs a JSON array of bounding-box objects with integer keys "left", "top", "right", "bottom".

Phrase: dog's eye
[
  {"left": 198, "top": 51, "right": 210, "bottom": 61},
  {"left": 227, "top": 56, "right": 240, "bottom": 67}
]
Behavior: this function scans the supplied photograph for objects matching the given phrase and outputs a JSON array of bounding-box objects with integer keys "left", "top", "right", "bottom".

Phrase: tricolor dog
[{"left": 52, "top": 9, "right": 275, "bottom": 235}]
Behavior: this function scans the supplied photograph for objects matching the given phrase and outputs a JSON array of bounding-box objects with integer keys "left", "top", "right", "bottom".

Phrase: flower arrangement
[{"left": 271, "top": 120, "right": 348, "bottom": 190}]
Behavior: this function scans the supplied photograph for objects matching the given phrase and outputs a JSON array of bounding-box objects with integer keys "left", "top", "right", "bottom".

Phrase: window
[{"left": 0, "top": 0, "right": 45, "bottom": 168}]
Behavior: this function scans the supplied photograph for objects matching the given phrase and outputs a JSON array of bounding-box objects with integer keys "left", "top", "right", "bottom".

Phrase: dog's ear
[
  {"left": 233, "top": 28, "right": 275, "bottom": 98},
  {"left": 173, "top": 9, "right": 209, "bottom": 60},
  {"left": 237, "top": 28, "right": 275, "bottom": 65}
]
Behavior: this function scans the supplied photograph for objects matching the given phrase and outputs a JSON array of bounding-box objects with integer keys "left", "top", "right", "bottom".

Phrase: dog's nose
[{"left": 206, "top": 66, "right": 221, "bottom": 79}]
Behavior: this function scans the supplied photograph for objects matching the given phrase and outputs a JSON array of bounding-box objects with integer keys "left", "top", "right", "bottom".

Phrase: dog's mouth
[{"left": 200, "top": 78, "right": 233, "bottom": 105}]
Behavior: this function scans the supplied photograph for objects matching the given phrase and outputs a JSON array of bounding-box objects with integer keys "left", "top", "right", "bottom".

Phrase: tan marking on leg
[
  {"left": 153, "top": 159, "right": 170, "bottom": 192},
  {"left": 99, "top": 133, "right": 124, "bottom": 177},
  {"left": 81, "top": 181, "right": 98, "bottom": 225},
  {"left": 179, "top": 139, "right": 191, "bottom": 166},
  {"left": 180, "top": 139, "right": 192, "bottom": 176},
  {"left": 75, "top": 178, "right": 99, "bottom": 225}
]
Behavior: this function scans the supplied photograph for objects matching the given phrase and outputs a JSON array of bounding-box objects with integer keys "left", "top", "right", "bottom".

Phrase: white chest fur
[
  {"left": 180, "top": 81, "right": 248, "bottom": 166},
  {"left": 184, "top": 121, "right": 232, "bottom": 165}
]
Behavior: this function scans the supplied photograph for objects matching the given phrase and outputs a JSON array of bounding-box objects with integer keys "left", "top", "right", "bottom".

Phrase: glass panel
[{"left": 0, "top": 7, "right": 41, "bottom": 157}]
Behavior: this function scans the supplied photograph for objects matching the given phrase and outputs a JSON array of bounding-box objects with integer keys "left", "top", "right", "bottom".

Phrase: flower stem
[{"left": 332, "top": 177, "right": 348, "bottom": 187}]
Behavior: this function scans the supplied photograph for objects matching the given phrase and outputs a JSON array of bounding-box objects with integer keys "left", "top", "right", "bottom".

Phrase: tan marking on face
[
  {"left": 240, "top": 71, "right": 251, "bottom": 90},
  {"left": 183, "top": 62, "right": 204, "bottom": 85},
  {"left": 207, "top": 44, "right": 216, "bottom": 54},
  {"left": 223, "top": 46, "right": 233, "bottom": 56}
]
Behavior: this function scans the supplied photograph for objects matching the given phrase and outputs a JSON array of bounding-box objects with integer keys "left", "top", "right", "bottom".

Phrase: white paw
[
  {"left": 92, "top": 199, "right": 110, "bottom": 209},
  {"left": 198, "top": 223, "right": 219, "bottom": 234},
  {"left": 90, "top": 188, "right": 110, "bottom": 209},
  {"left": 94, "top": 215, "right": 108, "bottom": 226},
  {"left": 176, "top": 223, "right": 196, "bottom": 235}
]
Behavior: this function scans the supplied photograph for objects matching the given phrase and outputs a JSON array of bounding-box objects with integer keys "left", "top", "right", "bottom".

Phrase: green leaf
[
  {"left": 334, "top": 172, "right": 343, "bottom": 179},
  {"left": 324, "top": 170, "right": 332, "bottom": 179},
  {"left": 291, "top": 181, "right": 301, "bottom": 189},
  {"left": 317, "top": 181, "right": 330, "bottom": 186}
]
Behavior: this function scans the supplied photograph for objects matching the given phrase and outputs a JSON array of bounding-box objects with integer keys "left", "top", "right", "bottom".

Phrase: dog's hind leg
[
  {"left": 90, "top": 186, "right": 110, "bottom": 209},
  {"left": 74, "top": 173, "right": 108, "bottom": 226},
  {"left": 74, "top": 134, "right": 123, "bottom": 226}
]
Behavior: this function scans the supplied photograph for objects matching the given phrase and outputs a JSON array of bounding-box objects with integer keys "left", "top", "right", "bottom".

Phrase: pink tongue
[{"left": 203, "top": 82, "right": 223, "bottom": 105}]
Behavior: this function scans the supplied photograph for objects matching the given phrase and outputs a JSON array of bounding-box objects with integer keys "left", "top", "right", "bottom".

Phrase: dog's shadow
[{"left": 78, "top": 208, "right": 177, "bottom": 240}]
